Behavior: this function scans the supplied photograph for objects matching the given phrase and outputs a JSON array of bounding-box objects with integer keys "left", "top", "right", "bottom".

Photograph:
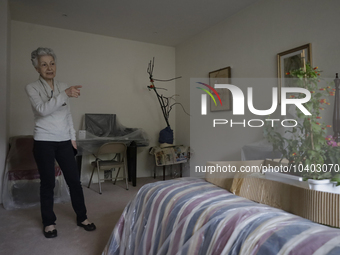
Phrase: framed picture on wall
[
  {"left": 277, "top": 43, "right": 312, "bottom": 103},
  {"left": 209, "top": 66, "right": 232, "bottom": 112}
]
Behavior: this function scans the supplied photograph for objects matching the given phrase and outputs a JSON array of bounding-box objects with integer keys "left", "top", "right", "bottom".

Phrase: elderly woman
[{"left": 25, "top": 47, "right": 95, "bottom": 238}]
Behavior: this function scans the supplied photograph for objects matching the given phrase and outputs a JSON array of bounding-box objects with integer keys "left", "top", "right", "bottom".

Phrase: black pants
[{"left": 33, "top": 140, "right": 87, "bottom": 227}]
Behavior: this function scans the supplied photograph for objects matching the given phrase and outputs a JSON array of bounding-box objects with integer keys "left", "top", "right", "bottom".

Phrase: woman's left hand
[{"left": 71, "top": 140, "right": 77, "bottom": 149}]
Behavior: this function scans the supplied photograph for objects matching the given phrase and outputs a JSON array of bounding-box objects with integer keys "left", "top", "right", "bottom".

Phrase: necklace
[{"left": 39, "top": 79, "right": 60, "bottom": 100}]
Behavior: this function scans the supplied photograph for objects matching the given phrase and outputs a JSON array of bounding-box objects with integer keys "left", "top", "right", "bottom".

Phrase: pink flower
[
  {"left": 326, "top": 135, "right": 338, "bottom": 147},
  {"left": 330, "top": 141, "right": 337, "bottom": 147}
]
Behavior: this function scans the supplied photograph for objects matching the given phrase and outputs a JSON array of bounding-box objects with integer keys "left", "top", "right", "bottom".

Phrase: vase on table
[{"left": 159, "top": 126, "right": 174, "bottom": 146}]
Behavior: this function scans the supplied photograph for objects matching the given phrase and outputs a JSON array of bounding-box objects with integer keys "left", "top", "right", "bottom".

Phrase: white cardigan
[{"left": 25, "top": 76, "right": 76, "bottom": 141}]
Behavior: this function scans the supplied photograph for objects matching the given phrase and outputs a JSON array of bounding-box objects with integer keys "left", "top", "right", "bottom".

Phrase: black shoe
[
  {"left": 43, "top": 228, "right": 57, "bottom": 238},
  {"left": 77, "top": 222, "right": 96, "bottom": 231}
]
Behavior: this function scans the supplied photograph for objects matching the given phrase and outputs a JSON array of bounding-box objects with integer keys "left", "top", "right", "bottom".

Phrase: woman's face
[{"left": 35, "top": 55, "right": 56, "bottom": 80}]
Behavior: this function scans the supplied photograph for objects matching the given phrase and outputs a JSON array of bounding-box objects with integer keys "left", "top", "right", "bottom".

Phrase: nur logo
[
  {"left": 197, "top": 82, "right": 312, "bottom": 116},
  {"left": 197, "top": 82, "right": 312, "bottom": 128},
  {"left": 196, "top": 82, "right": 223, "bottom": 115}
]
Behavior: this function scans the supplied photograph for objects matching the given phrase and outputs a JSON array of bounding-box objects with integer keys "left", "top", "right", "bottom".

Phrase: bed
[{"left": 102, "top": 178, "right": 340, "bottom": 255}]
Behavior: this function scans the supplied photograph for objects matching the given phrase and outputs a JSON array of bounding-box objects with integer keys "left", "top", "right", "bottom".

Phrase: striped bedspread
[{"left": 102, "top": 178, "right": 340, "bottom": 255}]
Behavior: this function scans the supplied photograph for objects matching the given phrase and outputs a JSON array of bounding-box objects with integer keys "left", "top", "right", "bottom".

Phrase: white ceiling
[{"left": 9, "top": 0, "right": 260, "bottom": 46}]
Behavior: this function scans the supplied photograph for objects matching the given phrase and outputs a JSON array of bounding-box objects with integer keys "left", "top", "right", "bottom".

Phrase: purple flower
[{"left": 326, "top": 135, "right": 338, "bottom": 147}]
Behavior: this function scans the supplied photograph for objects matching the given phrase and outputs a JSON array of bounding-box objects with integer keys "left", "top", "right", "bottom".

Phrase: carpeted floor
[{"left": 0, "top": 177, "right": 159, "bottom": 255}]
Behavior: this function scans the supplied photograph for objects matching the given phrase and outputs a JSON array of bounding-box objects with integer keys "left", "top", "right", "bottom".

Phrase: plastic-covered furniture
[
  {"left": 88, "top": 142, "right": 128, "bottom": 194},
  {"left": 2, "top": 136, "right": 69, "bottom": 210},
  {"left": 149, "top": 145, "right": 189, "bottom": 180},
  {"left": 77, "top": 114, "right": 149, "bottom": 187}
]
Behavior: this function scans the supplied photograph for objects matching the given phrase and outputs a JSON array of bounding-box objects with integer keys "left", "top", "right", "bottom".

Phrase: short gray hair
[{"left": 31, "top": 47, "right": 57, "bottom": 67}]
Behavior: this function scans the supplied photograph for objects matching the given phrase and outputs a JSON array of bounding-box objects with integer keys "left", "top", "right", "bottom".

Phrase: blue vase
[{"left": 159, "top": 127, "right": 173, "bottom": 144}]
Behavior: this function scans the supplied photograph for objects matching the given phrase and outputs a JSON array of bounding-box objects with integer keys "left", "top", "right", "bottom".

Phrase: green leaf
[{"left": 331, "top": 173, "right": 340, "bottom": 184}]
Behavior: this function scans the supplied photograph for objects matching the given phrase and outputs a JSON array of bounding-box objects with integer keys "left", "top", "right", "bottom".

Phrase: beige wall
[
  {"left": 10, "top": 21, "right": 176, "bottom": 180},
  {"left": 175, "top": 0, "right": 340, "bottom": 176},
  {"left": 0, "top": 0, "right": 10, "bottom": 204}
]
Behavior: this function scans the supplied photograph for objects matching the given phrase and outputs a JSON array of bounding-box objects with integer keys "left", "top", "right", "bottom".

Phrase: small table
[
  {"left": 157, "top": 163, "right": 183, "bottom": 180},
  {"left": 150, "top": 145, "right": 189, "bottom": 180}
]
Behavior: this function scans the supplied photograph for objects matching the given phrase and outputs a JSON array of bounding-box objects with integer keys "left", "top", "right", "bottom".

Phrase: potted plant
[
  {"left": 264, "top": 63, "right": 340, "bottom": 192},
  {"left": 146, "top": 58, "right": 189, "bottom": 146}
]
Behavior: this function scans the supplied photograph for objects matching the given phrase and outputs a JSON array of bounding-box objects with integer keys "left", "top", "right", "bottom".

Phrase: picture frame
[
  {"left": 277, "top": 43, "right": 312, "bottom": 103},
  {"left": 209, "top": 66, "right": 232, "bottom": 112}
]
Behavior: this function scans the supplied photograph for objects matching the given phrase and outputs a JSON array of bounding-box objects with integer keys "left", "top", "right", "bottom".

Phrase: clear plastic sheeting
[
  {"left": 102, "top": 178, "right": 340, "bottom": 255},
  {"left": 149, "top": 146, "right": 189, "bottom": 166},
  {"left": 2, "top": 136, "right": 70, "bottom": 210},
  {"left": 77, "top": 114, "right": 149, "bottom": 155}
]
